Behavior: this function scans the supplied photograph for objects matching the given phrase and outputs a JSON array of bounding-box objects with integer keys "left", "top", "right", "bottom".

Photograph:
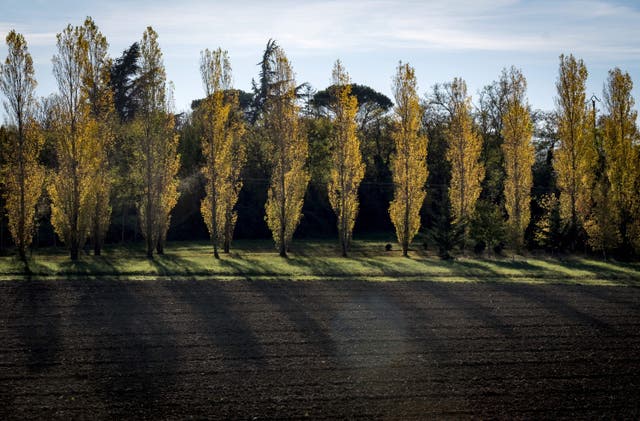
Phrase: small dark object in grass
[
  {"left": 385, "top": 243, "right": 392, "bottom": 251},
  {"left": 422, "top": 241, "right": 428, "bottom": 250}
]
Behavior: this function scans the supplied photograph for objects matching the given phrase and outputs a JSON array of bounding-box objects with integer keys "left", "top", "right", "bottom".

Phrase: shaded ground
[{"left": 1, "top": 278, "right": 639, "bottom": 419}]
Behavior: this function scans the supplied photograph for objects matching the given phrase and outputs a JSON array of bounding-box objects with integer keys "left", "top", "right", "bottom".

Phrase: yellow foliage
[
  {"left": 502, "top": 98, "right": 534, "bottom": 251},
  {"left": 264, "top": 49, "right": 309, "bottom": 256},
  {"left": 553, "top": 54, "right": 595, "bottom": 231},
  {"left": 133, "top": 27, "right": 181, "bottom": 257},
  {"left": 1, "top": 124, "right": 45, "bottom": 259},
  {"left": 49, "top": 114, "right": 101, "bottom": 254},
  {"left": 82, "top": 17, "right": 114, "bottom": 254},
  {"left": 0, "top": 30, "right": 45, "bottom": 260},
  {"left": 328, "top": 60, "right": 364, "bottom": 256},
  {"left": 199, "top": 48, "right": 246, "bottom": 256},
  {"left": 601, "top": 67, "right": 638, "bottom": 250},
  {"left": 446, "top": 78, "right": 484, "bottom": 227},
  {"left": 584, "top": 179, "right": 621, "bottom": 256},
  {"left": 388, "top": 61, "right": 427, "bottom": 256}
]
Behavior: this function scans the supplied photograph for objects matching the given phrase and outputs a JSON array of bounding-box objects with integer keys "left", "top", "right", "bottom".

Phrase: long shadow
[
  {"left": 243, "top": 279, "right": 338, "bottom": 358},
  {"left": 2, "top": 274, "right": 61, "bottom": 418},
  {"left": 162, "top": 279, "right": 267, "bottom": 366},
  {"left": 482, "top": 281, "right": 619, "bottom": 334},
  {"left": 6, "top": 275, "right": 62, "bottom": 371},
  {"left": 68, "top": 276, "right": 180, "bottom": 418}
]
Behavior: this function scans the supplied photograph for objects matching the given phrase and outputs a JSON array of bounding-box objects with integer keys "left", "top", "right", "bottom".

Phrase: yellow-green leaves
[
  {"left": 0, "top": 31, "right": 44, "bottom": 261},
  {"left": 595, "top": 67, "right": 639, "bottom": 254},
  {"left": 554, "top": 54, "right": 595, "bottom": 238},
  {"left": 501, "top": 69, "right": 534, "bottom": 252},
  {"left": 264, "top": 47, "right": 309, "bottom": 257},
  {"left": 389, "top": 61, "right": 427, "bottom": 256},
  {"left": 133, "top": 26, "right": 180, "bottom": 258},
  {"left": 199, "top": 48, "right": 245, "bottom": 258},
  {"left": 328, "top": 60, "right": 364, "bottom": 257},
  {"left": 446, "top": 78, "right": 484, "bottom": 241}
]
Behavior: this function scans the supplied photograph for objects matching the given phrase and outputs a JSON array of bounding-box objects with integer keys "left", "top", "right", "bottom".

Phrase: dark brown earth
[{"left": 1, "top": 278, "right": 639, "bottom": 419}]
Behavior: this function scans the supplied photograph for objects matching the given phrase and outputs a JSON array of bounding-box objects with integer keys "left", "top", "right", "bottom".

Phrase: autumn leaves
[{"left": 2, "top": 23, "right": 639, "bottom": 261}]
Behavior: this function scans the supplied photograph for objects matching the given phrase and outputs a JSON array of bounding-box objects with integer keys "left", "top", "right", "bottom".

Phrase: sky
[{"left": 1, "top": 0, "right": 639, "bottom": 117}]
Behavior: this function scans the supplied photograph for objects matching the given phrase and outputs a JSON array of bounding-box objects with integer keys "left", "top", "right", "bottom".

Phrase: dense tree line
[{"left": 1, "top": 19, "right": 639, "bottom": 261}]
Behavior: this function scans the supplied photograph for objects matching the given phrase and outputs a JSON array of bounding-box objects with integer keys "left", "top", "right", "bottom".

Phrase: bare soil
[{"left": 1, "top": 278, "right": 639, "bottom": 419}]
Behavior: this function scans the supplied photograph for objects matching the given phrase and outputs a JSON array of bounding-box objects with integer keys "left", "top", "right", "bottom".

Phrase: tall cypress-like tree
[
  {"left": 49, "top": 23, "right": 100, "bottom": 261},
  {"left": 199, "top": 48, "right": 245, "bottom": 258},
  {"left": 445, "top": 78, "right": 484, "bottom": 249},
  {"left": 263, "top": 46, "right": 309, "bottom": 257},
  {"left": 0, "top": 30, "right": 45, "bottom": 262},
  {"left": 388, "top": 61, "right": 427, "bottom": 257},
  {"left": 81, "top": 17, "right": 114, "bottom": 256},
  {"left": 553, "top": 54, "right": 595, "bottom": 248},
  {"left": 328, "top": 60, "right": 364, "bottom": 257},
  {"left": 601, "top": 68, "right": 638, "bottom": 253},
  {"left": 133, "top": 27, "right": 180, "bottom": 258},
  {"left": 501, "top": 69, "right": 534, "bottom": 252}
]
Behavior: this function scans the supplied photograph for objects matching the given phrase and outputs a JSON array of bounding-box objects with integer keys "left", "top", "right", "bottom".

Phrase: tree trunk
[
  {"left": 146, "top": 236, "right": 153, "bottom": 258},
  {"left": 70, "top": 244, "right": 79, "bottom": 261}
]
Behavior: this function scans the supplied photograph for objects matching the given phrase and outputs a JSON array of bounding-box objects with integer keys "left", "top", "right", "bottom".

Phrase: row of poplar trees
[
  {"left": 1, "top": 20, "right": 639, "bottom": 261},
  {"left": 0, "top": 20, "right": 181, "bottom": 261}
]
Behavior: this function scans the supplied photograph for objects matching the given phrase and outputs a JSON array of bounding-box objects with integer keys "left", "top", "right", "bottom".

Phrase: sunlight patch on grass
[{"left": 0, "top": 240, "right": 638, "bottom": 286}]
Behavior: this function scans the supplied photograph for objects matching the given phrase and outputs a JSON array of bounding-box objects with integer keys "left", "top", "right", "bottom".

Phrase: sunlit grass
[{"left": 0, "top": 239, "right": 638, "bottom": 286}]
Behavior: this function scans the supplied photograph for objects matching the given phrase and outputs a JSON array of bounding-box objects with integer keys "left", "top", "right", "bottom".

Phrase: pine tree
[
  {"left": 445, "top": 78, "right": 484, "bottom": 249},
  {"left": 553, "top": 54, "right": 595, "bottom": 248},
  {"left": 327, "top": 60, "right": 364, "bottom": 257},
  {"left": 0, "top": 30, "right": 45, "bottom": 262},
  {"left": 199, "top": 48, "right": 245, "bottom": 258},
  {"left": 133, "top": 27, "right": 180, "bottom": 258},
  {"left": 388, "top": 61, "right": 427, "bottom": 257},
  {"left": 501, "top": 69, "right": 534, "bottom": 252},
  {"left": 263, "top": 47, "right": 309, "bottom": 257}
]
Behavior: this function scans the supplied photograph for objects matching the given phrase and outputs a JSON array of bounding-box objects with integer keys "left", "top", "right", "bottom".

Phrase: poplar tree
[
  {"left": 264, "top": 47, "right": 309, "bottom": 257},
  {"left": 501, "top": 69, "right": 534, "bottom": 252},
  {"left": 445, "top": 78, "right": 484, "bottom": 248},
  {"left": 0, "top": 30, "right": 45, "bottom": 261},
  {"left": 601, "top": 68, "right": 639, "bottom": 252},
  {"left": 199, "top": 48, "right": 245, "bottom": 258},
  {"left": 328, "top": 60, "right": 364, "bottom": 257},
  {"left": 49, "top": 23, "right": 100, "bottom": 261},
  {"left": 133, "top": 27, "right": 180, "bottom": 257},
  {"left": 81, "top": 17, "right": 114, "bottom": 256},
  {"left": 388, "top": 61, "right": 427, "bottom": 257},
  {"left": 553, "top": 54, "right": 595, "bottom": 247}
]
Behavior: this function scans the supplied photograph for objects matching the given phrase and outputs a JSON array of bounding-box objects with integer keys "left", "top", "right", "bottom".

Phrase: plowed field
[{"left": 1, "top": 279, "right": 639, "bottom": 419}]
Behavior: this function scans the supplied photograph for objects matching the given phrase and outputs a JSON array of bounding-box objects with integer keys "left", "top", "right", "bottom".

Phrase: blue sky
[{"left": 1, "top": 0, "right": 639, "bottom": 116}]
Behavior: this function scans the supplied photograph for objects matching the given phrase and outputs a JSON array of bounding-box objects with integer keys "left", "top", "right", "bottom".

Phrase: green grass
[{"left": 1, "top": 239, "right": 639, "bottom": 286}]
